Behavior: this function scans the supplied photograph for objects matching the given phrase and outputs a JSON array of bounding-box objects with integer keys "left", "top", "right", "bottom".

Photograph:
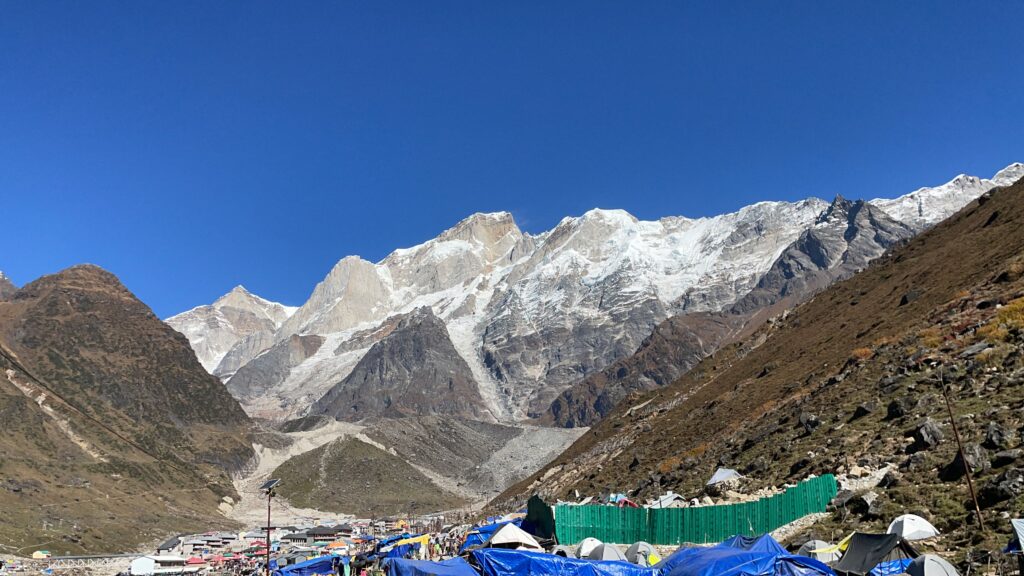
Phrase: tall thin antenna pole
[
  {"left": 940, "top": 367, "right": 985, "bottom": 532},
  {"left": 265, "top": 486, "right": 275, "bottom": 576}
]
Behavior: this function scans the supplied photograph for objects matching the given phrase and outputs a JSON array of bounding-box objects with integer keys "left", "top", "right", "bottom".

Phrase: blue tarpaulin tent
[
  {"left": 721, "top": 535, "right": 788, "bottom": 556},
  {"left": 869, "top": 559, "right": 912, "bottom": 576},
  {"left": 382, "top": 557, "right": 478, "bottom": 576},
  {"left": 274, "top": 555, "right": 338, "bottom": 576},
  {"left": 386, "top": 544, "right": 421, "bottom": 559},
  {"left": 656, "top": 538, "right": 835, "bottom": 576},
  {"left": 472, "top": 548, "right": 657, "bottom": 576},
  {"left": 378, "top": 534, "right": 412, "bottom": 552},
  {"left": 460, "top": 521, "right": 522, "bottom": 553}
]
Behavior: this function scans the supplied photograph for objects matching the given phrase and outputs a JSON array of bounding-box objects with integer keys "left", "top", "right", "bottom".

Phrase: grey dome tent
[
  {"left": 908, "top": 555, "right": 959, "bottom": 576},
  {"left": 587, "top": 544, "right": 627, "bottom": 562},
  {"left": 625, "top": 542, "right": 657, "bottom": 566},
  {"left": 833, "top": 533, "right": 918, "bottom": 576},
  {"left": 551, "top": 546, "right": 576, "bottom": 558},
  {"left": 797, "top": 540, "right": 841, "bottom": 564}
]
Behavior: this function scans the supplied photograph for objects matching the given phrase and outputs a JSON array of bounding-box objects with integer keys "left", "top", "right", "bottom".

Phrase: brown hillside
[
  {"left": 0, "top": 265, "right": 253, "bottom": 555},
  {"left": 496, "top": 176, "right": 1024, "bottom": 553}
]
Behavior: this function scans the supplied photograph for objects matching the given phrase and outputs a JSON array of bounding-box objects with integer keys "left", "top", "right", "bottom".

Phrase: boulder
[
  {"left": 899, "top": 290, "right": 921, "bottom": 306},
  {"left": 878, "top": 469, "right": 903, "bottom": 488},
  {"left": 830, "top": 490, "right": 855, "bottom": 509},
  {"left": 993, "top": 449, "right": 1023, "bottom": 468},
  {"left": 909, "top": 420, "right": 944, "bottom": 452},
  {"left": 984, "top": 422, "right": 1015, "bottom": 450},
  {"left": 852, "top": 402, "right": 877, "bottom": 420},
  {"left": 979, "top": 468, "right": 1024, "bottom": 508},
  {"left": 846, "top": 491, "right": 882, "bottom": 519},
  {"left": 940, "top": 443, "right": 990, "bottom": 481},
  {"left": 799, "top": 412, "right": 821, "bottom": 434},
  {"left": 887, "top": 397, "right": 916, "bottom": 420},
  {"left": 790, "top": 457, "right": 812, "bottom": 475},
  {"left": 901, "top": 452, "right": 928, "bottom": 471},
  {"left": 960, "top": 342, "right": 991, "bottom": 358}
]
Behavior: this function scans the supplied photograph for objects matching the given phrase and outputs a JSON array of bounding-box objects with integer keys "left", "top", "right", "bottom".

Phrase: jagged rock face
[
  {"left": 0, "top": 272, "right": 16, "bottom": 301},
  {"left": 547, "top": 311, "right": 748, "bottom": 427},
  {"left": 170, "top": 164, "right": 1020, "bottom": 423},
  {"left": 166, "top": 285, "right": 295, "bottom": 372},
  {"left": 213, "top": 329, "right": 277, "bottom": 379},
  {"left": 732, "top": 196, "right": 914, "bottom": 314},
  {"left": 227, "top": 334, "right": 324, "bottom": 401},
  {"left": 312, "top": 307, "right": 488, "bottom": 421},
  {"left": 546, "top": 196, "right": 915, "bottom": 427}
]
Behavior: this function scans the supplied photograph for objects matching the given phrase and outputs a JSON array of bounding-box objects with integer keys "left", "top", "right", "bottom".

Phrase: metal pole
[
  {"left": 266, "top": 490, "right": 273, "bottom": 576},
  {"left": 939, "top": 369, "right": 985, "bottom": 532}
]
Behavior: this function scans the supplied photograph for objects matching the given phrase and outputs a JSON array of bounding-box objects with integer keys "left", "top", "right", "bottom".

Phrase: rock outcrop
[{"left": 313, "top": 307, "right": 489, "bottom": 421}]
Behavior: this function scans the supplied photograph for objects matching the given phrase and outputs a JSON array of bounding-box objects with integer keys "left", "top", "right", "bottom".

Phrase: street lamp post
[{"left": 260, "top": 479, "right": 281, "bottom": 576}]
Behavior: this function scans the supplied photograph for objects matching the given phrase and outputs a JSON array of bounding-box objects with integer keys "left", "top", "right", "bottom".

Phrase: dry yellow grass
[
  {"left": 918, "top": 327, "right": 943, "bottom": 348},
  {"left": 850, "top": 347, "right": 874, "bottom": 361}
]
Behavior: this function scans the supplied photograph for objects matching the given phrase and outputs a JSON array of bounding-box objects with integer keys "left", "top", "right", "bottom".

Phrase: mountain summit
[{"left": 166, "top": 284, "right": 296, "bottom": 372}]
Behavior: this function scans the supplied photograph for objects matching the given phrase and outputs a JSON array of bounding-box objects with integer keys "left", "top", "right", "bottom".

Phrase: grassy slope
[
  {"left": 272, "top": 436, "right": 464, "bottom": 517},
  {"left": 0, "top": 362, "right": 238, "bottom": 556}
]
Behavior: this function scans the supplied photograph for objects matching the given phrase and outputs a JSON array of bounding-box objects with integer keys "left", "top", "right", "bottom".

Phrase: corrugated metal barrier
[{"left": 555, "top": 474, "right": 837, "bottom": 545}]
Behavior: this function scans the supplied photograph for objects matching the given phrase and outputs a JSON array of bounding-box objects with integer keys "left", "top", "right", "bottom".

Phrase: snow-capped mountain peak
[
  {"left": 171, "top": 163, "right": 1022, "bottom": 422},
  {"left": 165, "top": 285, "right": 295, "bottom": 372},
  {"left": 869, "top": 163, "right": 1021, "bottom": 231},
  {"left": 993, "top": 162, "right": 1024, "bottom": 186}
]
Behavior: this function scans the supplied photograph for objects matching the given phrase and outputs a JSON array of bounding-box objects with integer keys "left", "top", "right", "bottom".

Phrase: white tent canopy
[
  {"left": 908, "top": 555, "right": 960, "bottom": 576},
  {"left": 887, "top": 514, "right": 940, "bottom": 541},
  {"left": 576, "top": 537, "right": 603, "bottom": 559},
  {"left": 1012, "top": 519, "right": 1024, "bottom": 549},
  {"left": 486, "top": 523, "right": 543, "bottom": 551},
  {"left": 707, "top": 468, "right": 743, "bottom": 486}
]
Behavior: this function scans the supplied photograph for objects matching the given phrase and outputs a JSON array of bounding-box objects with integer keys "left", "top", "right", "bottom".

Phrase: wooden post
[{"left": 939, "top": 368, "right": 985, "bottom": 532}]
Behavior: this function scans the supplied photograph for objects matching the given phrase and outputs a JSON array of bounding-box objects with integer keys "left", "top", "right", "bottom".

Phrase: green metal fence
[{"left": 555, "top": 474, "right": 837, "bottom": 545}]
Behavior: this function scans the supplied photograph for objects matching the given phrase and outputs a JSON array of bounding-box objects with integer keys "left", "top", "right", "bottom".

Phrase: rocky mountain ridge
[
  {"left": 168, "top": 164, "right": 1023, "bottom": 424},
  {"left": 493, "top": 173, "right": 1024, "bottom": 554},
  {"left": 0, "top": 265, "right": 254, "bottom": 554}
]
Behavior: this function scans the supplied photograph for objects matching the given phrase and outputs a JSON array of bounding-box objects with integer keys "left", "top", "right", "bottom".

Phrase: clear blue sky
[{"left": 2, "top": 1, "right": 1023, "bottom": 317}]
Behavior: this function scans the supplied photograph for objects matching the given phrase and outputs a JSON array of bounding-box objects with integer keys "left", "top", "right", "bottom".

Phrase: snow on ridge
[
  {"left": 869, "top": 163, "right": 1021, "bottom": 230},
  {"left": 171, "top": 163, "right": 1019, "bottom": 420}
]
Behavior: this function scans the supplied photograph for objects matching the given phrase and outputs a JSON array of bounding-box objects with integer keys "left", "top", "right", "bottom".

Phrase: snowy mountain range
[{"left": 167, "top": 163, "right": 1024, "bottom": 423}]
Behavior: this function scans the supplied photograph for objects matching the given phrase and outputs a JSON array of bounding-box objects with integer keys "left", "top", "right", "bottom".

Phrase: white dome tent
[
  {"left": 707, "top": 468, "right": 743, "bottom": 486},
  {"left": 485, "top": 523, "right": 543, "bottom": 551},
  {"left": 887, "top": 514, "right": 940, "bottom": 541},
  {"left": 576, "top": 537, "right": 603, "bottom": 559}
]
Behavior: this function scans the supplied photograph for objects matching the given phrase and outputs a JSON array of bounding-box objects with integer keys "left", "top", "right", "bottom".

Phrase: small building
[
  {"left": 181, "top": 539, "right": 207, "bottom": 556},
  {"left": 156, "top": 537, "right": 181, "bottom": 554},
  {"left": 31, "top": 551, "right": 51, "bottom": 559},
  {"left": 130, "top": 555, "right": 198, "bottom": 575},
  {"left": 282, "top": 531, "right": 311, "bottom": 545}
]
